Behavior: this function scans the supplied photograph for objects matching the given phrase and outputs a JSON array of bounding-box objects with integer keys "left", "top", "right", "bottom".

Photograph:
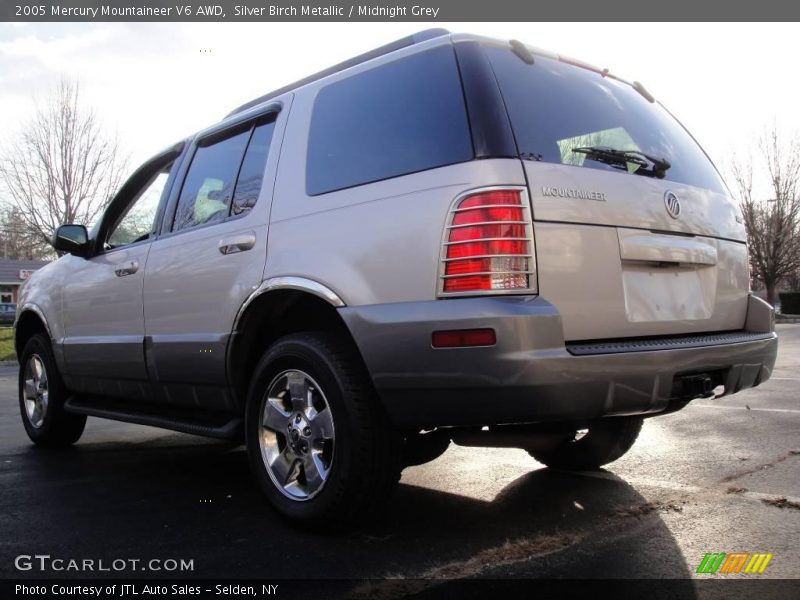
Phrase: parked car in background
[
  {"left": 14, "top": 30, "right": 777, "bottom": 528},
  {"left": 0, "top": 303, "right": 16, "bottom": 326}
]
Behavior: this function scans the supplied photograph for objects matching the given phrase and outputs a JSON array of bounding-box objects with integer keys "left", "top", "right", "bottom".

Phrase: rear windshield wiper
[{"left": 571, "top": 146, "right": 671, "bottom": 178}]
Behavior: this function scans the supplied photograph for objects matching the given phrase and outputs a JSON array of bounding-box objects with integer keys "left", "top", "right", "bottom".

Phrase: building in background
[{"left": 0, "top": 259, "right": 49, "bottom": 303}]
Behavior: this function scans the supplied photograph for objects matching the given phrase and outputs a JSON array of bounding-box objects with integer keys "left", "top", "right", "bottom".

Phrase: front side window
[
  {"left": 306, "top": 45, "right": 473, "bottom": 196},
  {"left": 486, "top": 46, "right": 726, "bottom": 194},
  {"left": 107, "top": 166, "right": 172, "bottom": 248}
]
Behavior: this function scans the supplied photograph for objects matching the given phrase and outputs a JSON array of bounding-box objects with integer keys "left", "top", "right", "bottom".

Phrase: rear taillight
[{"left": 439, "top": 188, "right": 536, "bottom": 295}]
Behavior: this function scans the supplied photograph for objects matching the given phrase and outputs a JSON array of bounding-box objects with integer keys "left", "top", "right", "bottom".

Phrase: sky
[{"left": 1, "top": 22, "right": 799, "bottom": 196}]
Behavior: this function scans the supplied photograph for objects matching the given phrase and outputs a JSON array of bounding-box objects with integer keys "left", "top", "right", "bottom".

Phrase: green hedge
[{"left": 779, "top": 292, "right": 800, "bottom": 315}]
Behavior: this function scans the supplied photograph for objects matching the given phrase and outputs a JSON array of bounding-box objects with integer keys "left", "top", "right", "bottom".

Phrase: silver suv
[{"left": 15, "top": 30, "right": 778, "bottom": 527}]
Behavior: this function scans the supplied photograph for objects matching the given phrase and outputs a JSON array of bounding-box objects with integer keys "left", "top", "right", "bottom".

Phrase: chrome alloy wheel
[
  {"left": 23, "top": 354, "right": 49, "bottom": 429},
  {"left": 259, "top": 370, "right": 335, "bottom": 501}
]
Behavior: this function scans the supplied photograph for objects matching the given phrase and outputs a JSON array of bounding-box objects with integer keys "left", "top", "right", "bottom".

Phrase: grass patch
[{"left": 0, "top": 327, "right": 16, "bottom": 361}]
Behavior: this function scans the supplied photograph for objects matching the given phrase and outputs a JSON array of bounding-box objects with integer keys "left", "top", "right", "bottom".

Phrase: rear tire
[
  {"left": 18, "top": 334, "right": 86, "bottom": 446},
  {"left": 528, "top": 417, "right": 643, "bottom": 471},
  {"left": 245, "top": 332, "right": 401, "bottom": 528}
]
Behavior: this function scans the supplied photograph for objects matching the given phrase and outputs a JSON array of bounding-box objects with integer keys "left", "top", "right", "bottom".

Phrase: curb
[{"left": 0, "top": 360, "right": 18, "bottom": 367}]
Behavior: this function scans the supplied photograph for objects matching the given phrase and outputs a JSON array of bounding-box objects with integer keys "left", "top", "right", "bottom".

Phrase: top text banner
[{"left": 3, "top": 0, "right": 800, "bottom": 21}]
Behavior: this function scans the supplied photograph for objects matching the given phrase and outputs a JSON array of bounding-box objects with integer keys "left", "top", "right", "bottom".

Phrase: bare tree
[
  {"left": 730, "top": 126, "right": 800, "bottom": 306},
  {"left": 0, "top": 79, "right": 127, "bottom": 247},
  {"left": 0, "top": 204, "right": 52, "bottom": 260}
]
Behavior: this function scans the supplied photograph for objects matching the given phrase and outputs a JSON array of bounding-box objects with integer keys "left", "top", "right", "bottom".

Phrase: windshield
[{"left": 486, "top": 46, "right": 726, "bottom": 194}]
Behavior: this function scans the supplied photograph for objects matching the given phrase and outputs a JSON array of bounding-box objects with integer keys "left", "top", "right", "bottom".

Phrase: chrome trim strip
[
  {"left": 441, "top": 270, "right": 534, "bottom": 279},
  {"left": 452, "top": 204, "right": 532, "bottom": 212},
  {"left": 447, "top": 220, "right": 529, "bottom": 229},
  {"left": 443, "top": 254, "right": 532, "bottom": 262},
  {"left": 233, "top": 276, "right": 345, "bottom": 331},
  {"left": 443, "top": 237, "right": 530, "bottom": 246}
]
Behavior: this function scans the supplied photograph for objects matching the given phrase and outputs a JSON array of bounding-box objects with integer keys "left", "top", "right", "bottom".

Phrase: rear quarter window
[{"left": 306, "top": 45, "right": 474, "bottom": 196}]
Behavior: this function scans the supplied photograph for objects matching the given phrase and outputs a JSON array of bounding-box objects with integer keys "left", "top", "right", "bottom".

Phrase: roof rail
[{"left": 225, "top": 28, "right": 451, "bottom": 118}]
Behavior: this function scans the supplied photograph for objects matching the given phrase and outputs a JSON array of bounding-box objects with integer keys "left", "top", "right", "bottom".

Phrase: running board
[{"left": 65, "top": 397, "right": 243, "bottom": 440}]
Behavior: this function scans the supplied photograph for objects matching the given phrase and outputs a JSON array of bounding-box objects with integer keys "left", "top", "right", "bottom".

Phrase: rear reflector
[
  {"left": 432, "top": 328, "right": 497, "bottom": 348},
  {"left": 440, "top": 188, "right": 535, "bottom": 295}
]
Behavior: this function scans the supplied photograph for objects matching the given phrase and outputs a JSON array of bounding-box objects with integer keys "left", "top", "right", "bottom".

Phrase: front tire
[
  {"left": 245, "top": 332, "right": 401, "bottom": 527},
  {"left": 18, "top": 334, "right": 86, "bottom": 446},
  {"left": 528, "top": 417, "right": 643, "bottom": 471}
]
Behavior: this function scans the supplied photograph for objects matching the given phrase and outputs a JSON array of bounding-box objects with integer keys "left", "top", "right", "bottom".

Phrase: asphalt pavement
[{"left": 0, "top": 326, "right": 798, "bottom": 588}]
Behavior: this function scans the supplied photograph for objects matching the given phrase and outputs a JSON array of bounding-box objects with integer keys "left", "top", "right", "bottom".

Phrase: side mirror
[{"left": 52, "top": 224, "right": 90, "bottom": 257}]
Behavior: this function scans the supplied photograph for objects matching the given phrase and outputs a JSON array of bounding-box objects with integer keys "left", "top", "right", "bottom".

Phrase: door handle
[
  {"left": 218, "top": 232, "right": 256, "bottom": 255},
  {"left": 114, "top": 260, "right": 139, "bottom": 277}
]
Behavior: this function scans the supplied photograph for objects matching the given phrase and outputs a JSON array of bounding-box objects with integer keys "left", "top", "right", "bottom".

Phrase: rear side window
[
  {"left": 306, "top": 45, "right": 473, "bottom": 196},
  {"left": 173, "top": 130, "right": 251, "bottom": 231},
  {"left": 485, "top": 46, "right": 726, "bottom": 194},
  {"left": 173, "top": 116, "right": 276, "bottom": 231},
  {"left": 232, "top": 121, "right": 275, "bottom": 215}
]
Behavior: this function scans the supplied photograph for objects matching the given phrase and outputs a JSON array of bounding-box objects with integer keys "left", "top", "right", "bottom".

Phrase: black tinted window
[
  {"left": 173, "top": 130, "right": 250, "bottom": 231},
  {"left": 232, "top": 120, "right": 275, "bottom": 215},
  {"left": 486, "top": 47, "right": 725, "bottom": 194},
  {"left": 306, "top": 46, "right": 473, "bottom": 196}
]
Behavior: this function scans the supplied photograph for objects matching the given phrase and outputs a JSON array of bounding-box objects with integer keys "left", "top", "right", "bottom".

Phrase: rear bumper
[{"left": 339, "top": 294, "right": 777, "bottom": 429}]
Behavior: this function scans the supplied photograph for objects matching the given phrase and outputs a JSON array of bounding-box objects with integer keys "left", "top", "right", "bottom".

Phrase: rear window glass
[
  {"left": 486, "top": 46, "right": 726, "bottom": 194},
  {"left": 306, "top": 45, "right": 473, "bottom": 196}
]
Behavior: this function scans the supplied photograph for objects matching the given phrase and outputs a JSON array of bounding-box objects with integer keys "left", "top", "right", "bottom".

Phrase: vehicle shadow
[{"left": 0, "top": 433, "right": 695, "bottom": 591}]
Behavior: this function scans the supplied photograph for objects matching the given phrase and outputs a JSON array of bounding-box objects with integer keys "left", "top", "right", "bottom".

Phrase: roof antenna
[{"left": 510, "top": 39, "right": 534, "bottom": 65}]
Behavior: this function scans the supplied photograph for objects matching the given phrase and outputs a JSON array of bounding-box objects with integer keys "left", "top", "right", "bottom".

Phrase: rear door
[
  {"left": 142, "top": 105, "right": 284, "bottom": 411},
  {"left": 485, "top": 45, "right": 749, "bottom": 341}
]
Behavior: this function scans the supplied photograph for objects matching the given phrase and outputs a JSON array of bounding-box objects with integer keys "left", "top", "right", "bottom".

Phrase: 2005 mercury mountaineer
[{"left": 15, "top": 30, "right": 778, "bottom": 526}]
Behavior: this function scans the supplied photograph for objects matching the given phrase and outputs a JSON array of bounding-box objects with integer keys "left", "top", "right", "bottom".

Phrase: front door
[{"left": 62, "top": 154, "right": 178, "bottom": 398}]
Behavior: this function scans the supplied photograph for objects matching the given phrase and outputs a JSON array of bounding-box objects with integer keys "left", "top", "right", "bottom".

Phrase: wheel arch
[
  {"left": 227, "top": 278, "right": 366, "bottom": 407},
  {"left": 15, "top": 305, "right": 52, "bottom": 359}
]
